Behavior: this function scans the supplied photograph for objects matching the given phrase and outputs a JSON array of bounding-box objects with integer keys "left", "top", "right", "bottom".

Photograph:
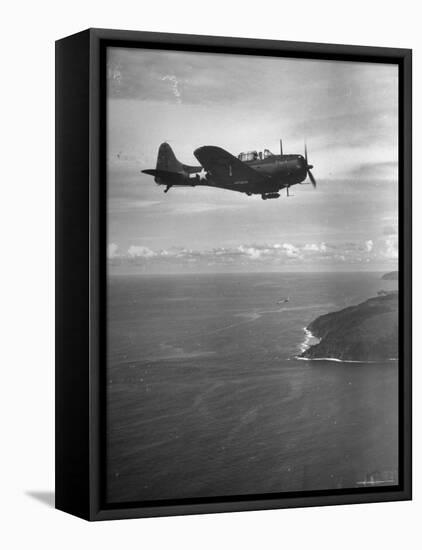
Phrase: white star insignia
[{"left": 198, "top": 168, "right": 208, "bottom": 181}]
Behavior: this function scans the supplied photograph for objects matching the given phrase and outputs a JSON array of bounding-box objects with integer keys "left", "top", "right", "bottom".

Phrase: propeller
[{"left": 304, "top": 143, "right": 316, "bottom": 188}]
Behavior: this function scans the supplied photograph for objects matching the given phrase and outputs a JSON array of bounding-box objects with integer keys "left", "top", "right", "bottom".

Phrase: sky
[{"left": 107, "top": 47, "right": 398, "bottom": 273}]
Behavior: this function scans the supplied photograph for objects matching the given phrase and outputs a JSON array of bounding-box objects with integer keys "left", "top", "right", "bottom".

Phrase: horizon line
[{"left": 107, "top": 269, "right": 398, "bottom": 277}]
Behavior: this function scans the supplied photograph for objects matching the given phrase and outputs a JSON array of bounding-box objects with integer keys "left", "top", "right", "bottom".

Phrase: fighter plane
[{"left": 142, "top": 140, "right": 316, "bottom": 200}]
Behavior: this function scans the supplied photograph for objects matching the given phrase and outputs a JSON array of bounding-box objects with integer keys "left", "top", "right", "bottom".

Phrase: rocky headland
[
  {"left": 300, "top": 291, "right": 398, "bottom": 362},
  {"left": 381, "top": 271, "right": 398, "bottom": 280}
]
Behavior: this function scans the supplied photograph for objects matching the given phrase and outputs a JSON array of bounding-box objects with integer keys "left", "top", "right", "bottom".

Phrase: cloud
[
  {"left": 235, "top": 243, "right": 303, "bottom": 261},
  {"left": 381, "top": 235, "right": 398, "bottom": 260},
  {"left": 161, "top": 75, "right": 182, "bottom": 103},
  {"left": 346, "top": 161, "right": 398, "bottom": 180},
  {"left": 303, "top": 242, "right": 327, "bottom": 253},
  {"left": 237, "top": 245, "right": 263, "bottom": 260},
  {"left": 127, "top": 245, "right": 157, "bottom": 258},
  {"left": 365, "top": 239, "right": 374, "bottom": 252},
  {"left": 108, "top": 198, "right": 162, "bottom": 213},
  {"left": 107, "top": 48, "right": 397, "bottom": 123},
  {"left": 107, "top": 243, "right": 119, "bottom": 259},
  {"left": 110, "top": 240, "right": 363, "bottom": 266},
  {"left": 282, "top": 243, "right": 302, "bottom": 259},
  {"left": 108, "top": 237, "right": 399, "bottom": 272},
  {"left": 168, "top": 202, "right": 246, "bottom": 215}
]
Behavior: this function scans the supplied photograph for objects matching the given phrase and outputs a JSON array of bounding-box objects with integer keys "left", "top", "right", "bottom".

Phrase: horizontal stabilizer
[
  {"left": 143, "top": 143, "right": 202, "bottom": 185},
  {"left": 141, "top": 169, "right": 186, "bottom": 185}
]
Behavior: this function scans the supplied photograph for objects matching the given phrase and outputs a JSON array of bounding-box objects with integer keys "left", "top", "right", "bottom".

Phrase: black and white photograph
[
  {"left": 1, "top": 0, "right": 419, "bottom": 544},
  {"left": 106, "top": 46, "right": 400, "bottom": 504}
]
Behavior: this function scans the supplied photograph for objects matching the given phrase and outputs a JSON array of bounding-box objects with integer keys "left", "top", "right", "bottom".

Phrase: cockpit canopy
[{"left": 237, "top": 149, "right": 274, "bottom": 162}]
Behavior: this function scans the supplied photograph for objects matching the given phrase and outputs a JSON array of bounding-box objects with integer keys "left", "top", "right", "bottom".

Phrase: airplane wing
[
  {"left": 194, "top": 146, "right": 268, "bottom": 185},
  {"left": 182, "top": 164, "right": 202, "bottom": 174}
]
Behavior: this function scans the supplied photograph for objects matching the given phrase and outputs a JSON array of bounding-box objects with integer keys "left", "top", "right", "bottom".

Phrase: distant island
[
  {"left": 382, "top": 271, "right": 398, "bottom": 280},
  {"left": 300, "top": 291, "right": 398, "bottom": 362}
]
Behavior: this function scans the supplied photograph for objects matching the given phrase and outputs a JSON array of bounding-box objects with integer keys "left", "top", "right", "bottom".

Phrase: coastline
[
  {"left": 298, "top": 327, "right": 321, "bottom": 354},
  {"left": 296, "top": 327, "right": 398, "bottom": 364}
]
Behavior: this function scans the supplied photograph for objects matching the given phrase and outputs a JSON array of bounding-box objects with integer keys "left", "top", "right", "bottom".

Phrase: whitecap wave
[
  {"left": 298, "top": 327, "right": 320, "bottom": 354},
  {"left": 297, "top": 355, "right": 398, "bottom": 364}
]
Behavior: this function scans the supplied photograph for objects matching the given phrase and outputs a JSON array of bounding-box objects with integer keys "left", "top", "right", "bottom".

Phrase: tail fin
[
  {"left": 156, "top": 142, "right": 184, "bottom": 173},
  {"left": 141, "top": 143, "right": 202, "bottom": 185}
]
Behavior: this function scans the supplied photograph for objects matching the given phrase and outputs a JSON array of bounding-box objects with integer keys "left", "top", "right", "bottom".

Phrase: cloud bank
[{"left": 108, "top": 236, "right": 398, "bottom": 273}]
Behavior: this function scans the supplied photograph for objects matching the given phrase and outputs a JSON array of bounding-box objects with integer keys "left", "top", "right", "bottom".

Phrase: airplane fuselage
[
  {"left": 242, "top": 154, "right": 309, "bottom": 187},
  {"left": 182, "top": 154, "right": 308, "bottom": 195},
  {"left": 142, "top": 142, "right": 315, "bottom": 199}
]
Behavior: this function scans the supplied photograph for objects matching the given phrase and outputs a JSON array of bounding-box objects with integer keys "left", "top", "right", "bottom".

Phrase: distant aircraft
[{"left": 142, "top": 140, "right": 316, "bottom": 200}]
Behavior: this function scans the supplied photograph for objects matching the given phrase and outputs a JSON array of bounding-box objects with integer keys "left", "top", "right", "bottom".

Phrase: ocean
[{"left": 106, "top": 272, "right": 398, "bottom": 503}]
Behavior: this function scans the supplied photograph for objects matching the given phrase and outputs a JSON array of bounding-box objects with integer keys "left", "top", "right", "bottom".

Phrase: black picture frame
[{"left": 55, "top": 28, "right": 412, "bottom": 521}]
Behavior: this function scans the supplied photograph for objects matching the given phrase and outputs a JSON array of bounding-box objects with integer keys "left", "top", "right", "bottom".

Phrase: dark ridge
[
  {"left": 300, "top": 291, "right": 398, "bottom": 362},
  {"left": 381, "top": 271, "right": 398, "bottom": 280}
]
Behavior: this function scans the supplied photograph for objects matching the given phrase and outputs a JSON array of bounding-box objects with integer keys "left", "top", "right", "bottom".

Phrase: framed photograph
[{"left": 55, "top": 28, "right": 412, "bottom": 521}]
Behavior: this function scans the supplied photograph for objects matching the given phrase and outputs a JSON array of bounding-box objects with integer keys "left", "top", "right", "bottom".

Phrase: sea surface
[{"left": 106, "top": 272, "right": 398, "bottom": 503}]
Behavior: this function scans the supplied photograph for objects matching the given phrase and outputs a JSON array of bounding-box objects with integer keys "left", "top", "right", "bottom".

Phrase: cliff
[{"left": 300, "top": 291, "right": 398, "bottom": 362}]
